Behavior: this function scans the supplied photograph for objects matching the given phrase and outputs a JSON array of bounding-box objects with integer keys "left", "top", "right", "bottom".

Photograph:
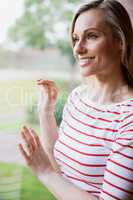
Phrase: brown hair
[{"left": 71, "top": 0, "right": 133, "bottom": 87}]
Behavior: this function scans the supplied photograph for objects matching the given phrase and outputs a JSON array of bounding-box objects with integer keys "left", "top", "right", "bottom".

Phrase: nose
[{"left": 74, "top": 40, "right": 87, "bottom": 55}]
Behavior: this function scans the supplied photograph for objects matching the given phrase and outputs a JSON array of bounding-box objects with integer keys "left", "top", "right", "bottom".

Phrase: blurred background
[{"left": 0, "top": 0, "right": 132, "bottom": 200}]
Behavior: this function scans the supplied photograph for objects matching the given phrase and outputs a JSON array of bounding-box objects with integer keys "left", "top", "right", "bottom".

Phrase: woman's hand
[
  {"left": 37, "top": 79, "right": 58, "bottom": 115},
  {"left": 19, "top": 126, "right": 59, "bottom": 178},
  {"left": 19, "top": 127, "right": 98, "bottom": 200}
]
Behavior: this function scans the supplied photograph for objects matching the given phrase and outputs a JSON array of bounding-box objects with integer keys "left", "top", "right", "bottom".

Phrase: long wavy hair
[{"left": 70, "top": 0, "right": 133, "bottom": 87}]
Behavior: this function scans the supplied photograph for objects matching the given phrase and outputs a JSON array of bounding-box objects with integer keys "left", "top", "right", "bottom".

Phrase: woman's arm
[
  {"left": 37, "top": 79, "right": 58, "bottom": 149},
  {"left": 39, "top": 112, "right": 58, "bottom": 152},
  {"left": 37, "top": 80, "right": 59, "bottom": 170},
  {"left": 19, "top": 127, "right": 98, "bottom": 200},
  {"left": 40, "top": 170, "right": 98, "bottom": 200},
  {"left": 39, "top": 112, "right": 59, "bottom": 170}
]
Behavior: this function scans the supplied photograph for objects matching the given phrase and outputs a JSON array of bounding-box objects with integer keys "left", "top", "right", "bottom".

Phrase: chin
[{"left": 80, "top": 69, "right": 95, "bottom": 77}]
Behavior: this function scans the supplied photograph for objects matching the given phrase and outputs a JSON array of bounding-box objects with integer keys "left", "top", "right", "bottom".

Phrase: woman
[{"left": 19, "top": 0, "right": 133, "bottom": 199}]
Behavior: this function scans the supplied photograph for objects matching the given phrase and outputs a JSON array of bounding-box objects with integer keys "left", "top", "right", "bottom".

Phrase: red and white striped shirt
[{"left": 54, "top": 85, "right": 133, "bottom": 200}]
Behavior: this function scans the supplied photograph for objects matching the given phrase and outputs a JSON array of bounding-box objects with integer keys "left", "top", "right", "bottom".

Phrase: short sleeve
[{"left": 100, "top": 112, "right": 133, "bottom": 200}]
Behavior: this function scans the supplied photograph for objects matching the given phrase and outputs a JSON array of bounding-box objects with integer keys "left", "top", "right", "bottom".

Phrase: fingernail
[{"left": 23, "top": 126, "right": 28, "bottom": 131}]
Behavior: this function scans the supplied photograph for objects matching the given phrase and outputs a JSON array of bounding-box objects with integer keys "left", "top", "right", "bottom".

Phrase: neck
[{"left": 84, "top": 68, "right": 128, "bottom": 104}]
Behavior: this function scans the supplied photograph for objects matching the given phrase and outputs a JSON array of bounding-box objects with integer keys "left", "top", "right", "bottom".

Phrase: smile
[{"left": 78, "top": 57, "right": 95, "bottom": 67}]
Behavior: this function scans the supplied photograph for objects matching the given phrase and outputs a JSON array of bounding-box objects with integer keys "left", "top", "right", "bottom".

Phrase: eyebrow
[{"left": 73, "top": 28, "right": 104, "bottom": 36}]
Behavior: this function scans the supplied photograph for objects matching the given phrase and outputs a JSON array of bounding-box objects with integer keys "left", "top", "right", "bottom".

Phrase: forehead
[{"left": 73, "top": 9, "right": 111, "bottom": 34}]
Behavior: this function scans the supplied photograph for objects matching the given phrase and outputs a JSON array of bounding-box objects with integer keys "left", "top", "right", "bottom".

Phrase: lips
[{"left": 78, "top": 57, "right": 95, "bottom": 67}]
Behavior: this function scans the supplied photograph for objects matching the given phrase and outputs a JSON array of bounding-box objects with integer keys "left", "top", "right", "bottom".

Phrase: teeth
[
  {"left": 81, "top": 59, "right": 88, "bottom": 61},
  {"left": 79, "top": 59, "right": 88, "bottom": 64},
  {"left": 79, "top": 57, "right": 95, "bottom": 60}
]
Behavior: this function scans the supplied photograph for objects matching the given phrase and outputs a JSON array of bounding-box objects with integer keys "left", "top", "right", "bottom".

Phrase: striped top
[{"left": 54, "top": 85, "right": 133, "bottom": 200}]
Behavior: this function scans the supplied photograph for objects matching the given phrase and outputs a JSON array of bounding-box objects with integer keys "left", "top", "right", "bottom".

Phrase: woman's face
[{"left": 72, "top": 9, "right": 121, "bottom": 77}]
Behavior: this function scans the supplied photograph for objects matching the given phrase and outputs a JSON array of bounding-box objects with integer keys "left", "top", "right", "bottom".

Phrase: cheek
[
  {"left": 92, "top": 40, "right": 108, "bottom": 54},
  {"left": 94, "top": 42, "right": 115, "bottom": 61},
  {"left": 98, "top": 38, "right": 119, "bottom": 57},
  {"left": 86, "top": 40, "right": 109, "bottom": 58}
]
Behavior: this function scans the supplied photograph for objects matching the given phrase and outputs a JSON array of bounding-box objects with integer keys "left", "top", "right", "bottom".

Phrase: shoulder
[
  {"left": 63, "top": 84, "right": 86, "bottom": 111},
  {"left": 62, "top": 85, "right": 83, "bottom": 119},
  {"left": 67, "top": 84, "right": 85, "bottom": 101}
]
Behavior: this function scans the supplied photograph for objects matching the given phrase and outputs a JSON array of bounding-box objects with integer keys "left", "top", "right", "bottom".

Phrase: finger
[
  {"left": 37, "top": 81, "right": 58, "bottom": 103},
  {"left": 21, "top": 127, "right": 35, "bottom": 152},
  {"left": 34, "top": 135, "right": 41, "bottom": 147},
  {"left": 23, "top": 126, "right": 35, "bottom": 142},
  {"left": 40, "top": 85, "right": 57, "bottom": 100},
  {"left": 49, "top": 86, "right": 58, "bottom": 99},
  {"left": 39, "top": 79, "right": 54, "bottom": 84},
  {"left": 37, "top": 80, "right": 54, "bottom": 86},
  {"left": 18, "top": 144, "right": 31, "bottom": 165},
  {"left": 29, "top": 127, "right": 37, "bottom": 136},
  {"left": 37, "top": 80, "right": 57, "bottom": 92},
  {"left": 37, "top": 79, "right": 42, "bottom": 81},
  {"left": 38, "top": 82, "right": 50, "bottom": 94},
  {"left": 29, "top": 128, "right": 40, "bottom": 147},
  {"left": 21, "top": 131, "right": 34, "bottom": 154}
]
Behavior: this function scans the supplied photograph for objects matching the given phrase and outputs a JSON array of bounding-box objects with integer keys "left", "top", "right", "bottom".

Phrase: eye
[
  {"left": 87, "top": 33, "right": 98, "bottom": 40},
  {"left": 72, "top": 37, "right": 79, "bottom": 44}
]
